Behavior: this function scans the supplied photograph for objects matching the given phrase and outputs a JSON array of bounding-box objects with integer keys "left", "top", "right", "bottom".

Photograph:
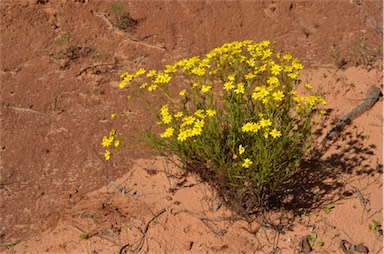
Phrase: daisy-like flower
[
  {"left": 224, "top": 81, "right": 235, "bottom": 91},
  {"left": 206, "top": 109, "right": 216, "bottom": 117},
  {"left": 134, "top": 68, "right": 146, "bottom": 77},
  {"left": 259, "top": 118, "right": 272, "bottom": 128},
  {"left": 160, "top": 127, "right": 175, "bottom": 138},
  {"left": 242, "top": 158, "right": 253, "bottom": 168},
  {"left": 177, "top": 131, "right": 188, "bottom": 142},
  {"left": 272, "top": 91, "right": 284, "bottom": 101},
  {"left": 234, "top": 83, "right": 245, "bottom": 94},
  {"left": 271, "top": 64, "right": 282, "bottom": 76},
  {"left": 270, "top": 128, "right": 282, "bottom": 138},
  {"left": 201, "top": 85, "right": 212, "bottom": 93}
]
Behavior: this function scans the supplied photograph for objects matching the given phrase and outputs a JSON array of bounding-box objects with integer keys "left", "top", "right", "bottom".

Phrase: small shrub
[
  {"left": 102, "top": 40, "right": 326, "bottom": 212},
  {"left": 79, "top": 233, "right": 88, "bottom": 240},
  {"left": 353, "top": 34, "right": 383, "bottom": 69},
  {"left": 55, "top": 32, "right": 75, "bottom": 46},
  {"left": 109, "top": 2, "right": 139, "bottom": 32},
  {"left": 369, "top": 220, "right": 383, "bottom": 235}
]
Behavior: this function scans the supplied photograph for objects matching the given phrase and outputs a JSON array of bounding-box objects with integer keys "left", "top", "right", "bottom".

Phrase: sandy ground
[{"left": 1, "top": 0, "right": 383, "bottom": 253}]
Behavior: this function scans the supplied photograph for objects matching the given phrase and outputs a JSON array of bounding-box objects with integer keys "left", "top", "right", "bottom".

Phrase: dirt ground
[{"left": 0, "top": 0, "right": 383, "bottom": 253}]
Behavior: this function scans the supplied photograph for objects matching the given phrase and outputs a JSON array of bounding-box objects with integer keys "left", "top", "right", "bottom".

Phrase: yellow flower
[
  {"left": 134, "top": 68, "right": 146, "bottom": 77},
  {"left": 174, "top": 111, "right": 183, "bottom": 118},
  {"left": 102, "top": 136, "right": 112, "bottom": 147},
  {"left": 270, "top": 129, "right": 282, "bottom": 138},
  {"left": 252, "top": 86, "right": 269, "bottom": 100},
  {"left": 284, "top": 65, "right": 293, "bottom": 73},
  {"left": 154, "top": 73, "right": 171, "bottom": 84},
  {"left": 282, "top": 52, "right": 292, "bottom": 61},
  {"left": 194, "top": 119, "right": 205, "bottom": 128},
  {"left": 191, "top": 127, "right": 203, "bottom": 136},
  {"left": 177, "top": 131, "right": 188, "bottom": 142},
  {"left": 179, "top": 89, "right": 186, "bottom": 96},
  {"left": 246, "top": 58, "right": 255, "bottom": 67},
  {"left": 294, "top": 95, "right": 304, "bottom": 104},
  {"left": 148, "top": 84, "right": 158, "bottom": 91},
  {"left": 160, "top": 127, "right": 175, "bottom": 138},
  {"left": 271, "top": 64, "right": 282, "bottom": 76},
  {"left": 224, "top": 81, "right": 235, "bottom": 91},
  {"left": 206, "top": 109, "right": 216, "bottom": 117},
  {"left": 160, "top": 105, "right": 169, "bottom": 115},
  {"left": 267, "top": 76, "right": 279, "bottom": 86},
  {"left": 239, "top": 145, "right": 245, "bottom": 155},
  {"left": 319, "top": 97, "right": 327, "bottom": 105},
  {"left": 241, "top": 122, "right": 260, "bottom": 133},
  {"left": 147, "top": 70, "right": 157, "bottom": 77},
  {"left": 234, "top": 83, "right": 245, "bottom": 94},
  {"left": 258, "top": 64, "right": 267, "bottom": 72},
  {"left": 162, "top": 114, "right": 172, "bottom": 124},
  {"left": 259, "top": 118, "right": 272, "bottom": 128},
  {"left": 262, "top": 49, "right": 272, "bottom": 60},
  {"left": 104, "top": 150, "right": 111, "bottom": 160},
  {"left": 120, "top": 72, "right": 129, "bottom": 79},
  {"left": 242, "top": 122, "right": 253, "bottom": 132},
  {"left": 242, "top": 158, "right": 253, "bottom": 168},
  {"left": 228, "top": 75, "right": 235, "bottom": 81},
  {"left": 140, "top": 82, "right": 148, "bottom": 89},
  {"left": 194, "top": 110, "right": 206, "bottom": 119},
  {"left": 119, "top": 80, "right": 128, "bottom": 89},
  {"left": 181, "top": 116, "right": 196, "bottom": 127},
  {"left": 111, "top": 113, "right": 117, "bottom": 119},
  {"left": 304, "top": 83, "right": 312, "bottom": 90},
  {"left": 164, "top": 64, "right": 177, "bottom": 73},
  {"left": 160, "top": 105, "right": 172, "bottom": 124},
  {"left": 292, "top": 58, "right": 303, "bottom": 70},
  {"left": 206, "top": 51, "right": 216, "bottom": 59},
  {"left": 244, "top": 73, "right": 256, "bottom": 80},
  {"left": 191, "top": 67, "right": 205, "bottom": 76},
  {"left": 201, "top": 85, "right": 212, "bottom": 93},
  {"left": 114, "top": 140, "right": 120, "bottom": 148},
  {"left": 272, "top": 91, "right": 284, "bottom": 101}
]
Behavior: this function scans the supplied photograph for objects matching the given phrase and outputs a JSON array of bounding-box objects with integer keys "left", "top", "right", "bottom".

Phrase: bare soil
[{"left": 0, "top": 0, "right": 383, "bottom": 253}]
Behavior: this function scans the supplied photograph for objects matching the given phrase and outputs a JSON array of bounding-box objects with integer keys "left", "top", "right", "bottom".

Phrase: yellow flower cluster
[
  {"left": 108, "top": 39, "right": 326, "bottom": 170},
  {"left": 160, "top": 105, "right": 172, "bottom": 124},
  {"left": 101, "top": 129, "right": 120, "bottom": 160},
  {"left": 241, "top": 117, "right": 281, "bottom": 139},
  {"left": 119, "top": 68, "right": 146, "bottom": 89},
  {"left": 294, "top": 95, "right": 327, "bottom": 113},
  {"left": 159, "top": 108, "right": 217, "bottom": 142}
]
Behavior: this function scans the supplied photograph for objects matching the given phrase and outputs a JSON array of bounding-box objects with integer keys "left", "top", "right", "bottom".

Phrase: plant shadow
[{"left": 254, "top": 127, "right": 382, "bottom": 231}]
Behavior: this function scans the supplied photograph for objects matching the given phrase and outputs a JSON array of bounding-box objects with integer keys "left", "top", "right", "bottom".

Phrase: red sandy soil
[{"left": 0, "top": 0, "right": 383, "bottom": 253}]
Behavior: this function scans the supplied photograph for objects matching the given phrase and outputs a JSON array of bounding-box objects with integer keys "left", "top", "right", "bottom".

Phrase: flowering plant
[{"left": 102, "top": 40, "right": 326, "bottom": 210}]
